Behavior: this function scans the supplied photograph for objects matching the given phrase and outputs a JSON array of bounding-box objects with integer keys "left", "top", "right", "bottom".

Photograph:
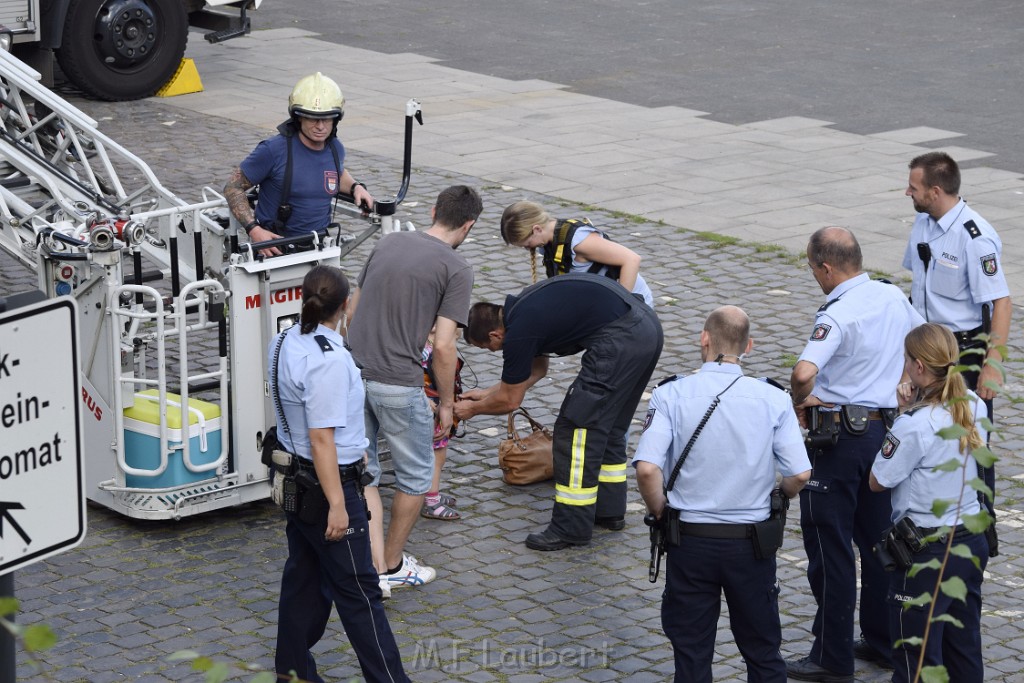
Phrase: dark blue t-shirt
[
  {"left": 501, "top": 278, "right": 629, "bottom": 385},
  {"left": 240, "top": 134, "right": 345, "bottom": 237}
]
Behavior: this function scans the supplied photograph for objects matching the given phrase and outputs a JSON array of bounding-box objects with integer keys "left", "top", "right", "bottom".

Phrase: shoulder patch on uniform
[
  {"left": 963, "top": 220, "right": 981, "bottom": 239},
  {"left": 657, "top": 374, "right": 680, "bottom": 387},
  {"left": 981, "top": 253, "right": 998, "bottom": 276},
  {"left": 641, "top": 408, "right": 656, "bottom": 433},
  {"left": 313, "top": 334, "right": 334, "bottom": 353},
  {"left": 881, "top": 432, "right": 900, "bottom": 459},
  {"left": 810, "top": 323, "right": 832, "bottom": 341}
]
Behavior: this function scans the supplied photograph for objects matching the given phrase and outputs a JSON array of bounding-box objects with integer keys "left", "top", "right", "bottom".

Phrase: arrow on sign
[{"left": 0, "top": 501, "right": 31, "bottom": 545}]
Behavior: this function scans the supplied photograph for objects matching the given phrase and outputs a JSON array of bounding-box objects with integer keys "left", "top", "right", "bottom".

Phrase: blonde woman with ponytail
[
  {"left": 869, "top": 323, "right": 989, "bottom": 683},
  {"left": 499, "top": 200, "right": 654, "bottom": 306}
]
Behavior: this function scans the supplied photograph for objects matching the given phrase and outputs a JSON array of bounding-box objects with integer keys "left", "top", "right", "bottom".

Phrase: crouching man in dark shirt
[{"left": 455, "top": 273, "right": 663, "bottom": 550}]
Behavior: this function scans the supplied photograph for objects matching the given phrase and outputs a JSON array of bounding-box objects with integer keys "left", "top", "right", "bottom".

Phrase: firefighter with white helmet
[
  {"left": 224, "top": 73, "right": 374, "bottom": 254},
  {"left": 288, "top": 71, "right": 345, "bottom": 122}
]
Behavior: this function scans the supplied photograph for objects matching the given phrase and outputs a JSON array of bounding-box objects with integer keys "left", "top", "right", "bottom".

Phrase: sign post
[{"left": 0, "top": 294, "right": 85, "bottom": 682}]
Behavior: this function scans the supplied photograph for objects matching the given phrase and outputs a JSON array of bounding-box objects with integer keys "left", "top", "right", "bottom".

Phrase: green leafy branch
[
  {"left": 2, "top": 597, "right": 317, "bottom": 683},
  {"left": 166, "top": 650, "right": 284, "bottom": 682},
  {"left": 0, "top": 597, "right": 59, "bottom": 682}
]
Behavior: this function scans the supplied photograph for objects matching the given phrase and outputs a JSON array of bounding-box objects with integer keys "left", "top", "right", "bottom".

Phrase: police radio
[
  {"left": 916, "top": 242, "right": 931, "bottom": 267},
  {"left": 916, "top": 242, "right": 932, "bottom": 320}
]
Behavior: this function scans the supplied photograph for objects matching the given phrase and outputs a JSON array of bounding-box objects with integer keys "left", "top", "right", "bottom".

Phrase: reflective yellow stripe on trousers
[
  {"left": 555, "top": 428, "right": 598, "bottom": 506},
  {"left": 598, "top": 462, "right": 627, "bottom": 483}
]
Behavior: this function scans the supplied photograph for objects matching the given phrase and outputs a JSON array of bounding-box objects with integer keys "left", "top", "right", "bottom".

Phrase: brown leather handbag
[{"left": 498, "top": 408, "right": 554, "bottom": 485}]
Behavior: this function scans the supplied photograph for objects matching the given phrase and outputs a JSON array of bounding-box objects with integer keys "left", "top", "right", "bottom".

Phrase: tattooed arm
[
  {"left": 224, "top": 166, "right": 282, "bottom": 255},
  {"left": 223, "top": 166, "right": 256, "bottom": 226}
]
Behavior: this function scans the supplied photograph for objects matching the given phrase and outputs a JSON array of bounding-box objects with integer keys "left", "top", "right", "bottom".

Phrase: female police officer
[
  {"left": 270, "top": 265, "right": 409, "bottom": 683},
  {"left": 499, "top": 200, "right": 654, "bottom": 305},
  {"left": 869, "top": 323, "right": 989, "bottom": 683}
]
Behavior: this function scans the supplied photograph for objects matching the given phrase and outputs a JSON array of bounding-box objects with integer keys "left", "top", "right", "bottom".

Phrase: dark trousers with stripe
[
  {"left": 889, "top": 531, "right": 988, "bottom": 683},
  {"left": 799, "top": 420, "right": 892, "bottom": 675},
  {"left": 275, "top": 479, "right": 409, "bottom": 683},
  {"left": 548, "top": 305, "right": 663, "bottom": 543},
  {"left": 663, "top": 536, "right": 787, "bottom": 683}
]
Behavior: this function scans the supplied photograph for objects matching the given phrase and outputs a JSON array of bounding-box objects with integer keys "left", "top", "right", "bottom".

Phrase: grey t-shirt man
[{"left": 349, "top": 230, "right": 473, "bottom": 384}]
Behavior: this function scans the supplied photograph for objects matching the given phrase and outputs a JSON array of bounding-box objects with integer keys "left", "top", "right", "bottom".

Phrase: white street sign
[{"left": 0, "top": 296, "right": 85, "bottom": 575}]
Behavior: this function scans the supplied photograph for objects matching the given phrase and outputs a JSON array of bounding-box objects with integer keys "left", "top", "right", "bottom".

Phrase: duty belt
[
  {"left": 954, "top": 325, "right": 985, "bottom": 348},
  {"left": 820, "top": 409, "right": 885, "bottom": 422},
  {"left": 919, "top": 523, "right": 973, "bottom": 543},
  {"left": 680, "top": 522, "right": 753, "bottom": 539},
  {"left": 294, "top": 456, "right": 364, "bottom": 482}
]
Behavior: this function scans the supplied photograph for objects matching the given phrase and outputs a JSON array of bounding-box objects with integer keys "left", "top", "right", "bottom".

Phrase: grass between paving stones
[{"left": 779, "top": 353, "right": 800, "bottom": 369}]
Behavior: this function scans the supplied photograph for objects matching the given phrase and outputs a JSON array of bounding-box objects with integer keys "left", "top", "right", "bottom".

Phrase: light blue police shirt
[
  {"left": 569, "top": 223, "right": 654, "bottom": 306},
  {"left": 902, "top": 200, "right": 1009, "bottom": 331},
  {"left": 798, "top": 274, "right": 924, "bottom": 408},
  {"left": 871, "top": 392, "right": 986, "bottom": 527},
  {"left": 268, "top": 323, "right": 369, "bottom": 465},
  {"left": 632, "top": 362, "right": 810, "bottom": 524}
]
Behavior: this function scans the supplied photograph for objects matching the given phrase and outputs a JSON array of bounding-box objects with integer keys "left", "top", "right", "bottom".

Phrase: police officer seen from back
[
  {"left": 455, "top": 272, "right": 663, "bottom": 550},
  {"left": 903, "top": 151, "right": 1011, "bottom": 555},
  {"left": 224, "top": 73, "right": 374, "bottom": 256},
  {"left": 869, "top": 323, "right": 989, "bottom": 683},
  {"left": 786, "top": 227, "right": 924, "bottom": 682},
  {"left": 269, "top": 265, "right": 408, "bottom": 683},
  {"left": 634, "top": 305, "right": 811, "bottom": 683}
]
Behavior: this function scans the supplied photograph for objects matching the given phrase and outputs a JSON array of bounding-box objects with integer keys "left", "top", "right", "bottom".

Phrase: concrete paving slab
[
  {"left": 743, "top": 116, "right": 836, "bottom": 131},
  {"left": 868, "top": 126, "right": 965, "bottom": 144}
]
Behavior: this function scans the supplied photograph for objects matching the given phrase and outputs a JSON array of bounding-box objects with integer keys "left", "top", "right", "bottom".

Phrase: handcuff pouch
[{"left": 840, "top": 405, "right": 870, "bottom": 436}]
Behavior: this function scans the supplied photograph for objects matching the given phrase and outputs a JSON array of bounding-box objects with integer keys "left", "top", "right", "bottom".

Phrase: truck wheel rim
[{"left": 94, "top": 0, "right": 161, "bottom": 70}]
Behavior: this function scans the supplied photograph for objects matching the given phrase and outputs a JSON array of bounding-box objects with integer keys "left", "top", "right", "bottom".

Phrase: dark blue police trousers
[
  {"left": 663, "top": 535, "right": 786, "bottom": 683},
  {"left": 275, "top": 478, "right": 409, "bottom": 683},
  {"left": 799, "top": 419, "right": 892, "bottom": 675},
  {"left": 889, "top": 530, "right": 988, "bottom": 683}
]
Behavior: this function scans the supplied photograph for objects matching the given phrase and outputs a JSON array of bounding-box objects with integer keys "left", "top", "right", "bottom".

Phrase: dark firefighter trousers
[{"left": 548, "top": 304, "right": 663, "bottom": 543}]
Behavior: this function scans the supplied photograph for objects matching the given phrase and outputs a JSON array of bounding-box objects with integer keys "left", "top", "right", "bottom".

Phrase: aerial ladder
[{"left": 0, "top": 48, "right": 423, "bottom": 519}]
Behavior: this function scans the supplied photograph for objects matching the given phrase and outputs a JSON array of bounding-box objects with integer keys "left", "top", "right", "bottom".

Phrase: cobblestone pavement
[{"left": 5, "top": 88, "right": 1024, "bottom": 683}]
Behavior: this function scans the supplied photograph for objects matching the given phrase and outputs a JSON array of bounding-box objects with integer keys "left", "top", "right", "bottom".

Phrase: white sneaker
[
  {"left": 384, "top": 554, "right": 436, "bottom": 589},
  {"left": 378, "top": 574, "right": 392, "bottom": 600}
]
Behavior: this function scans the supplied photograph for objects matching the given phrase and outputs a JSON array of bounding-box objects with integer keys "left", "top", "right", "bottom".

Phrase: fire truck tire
[{"left": 56, "top": 0, "right": 188, "bottom": 101}]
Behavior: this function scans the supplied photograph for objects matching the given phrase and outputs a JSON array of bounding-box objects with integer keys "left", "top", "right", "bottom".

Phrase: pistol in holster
[
  {"left": 751, "top": 488, "right": 790, "bottom": 560},
  {"left": 294, "top": 469, "right": 329, "bottom": 524},
  {"left": 874, "top": 516, "right": 926, "bottom": 572},
  {"left": 805, "top": 406, "right": 840, "bottom": 448},
  {"left": 644, "top": 508, "right": 680, "bottom": 583}
]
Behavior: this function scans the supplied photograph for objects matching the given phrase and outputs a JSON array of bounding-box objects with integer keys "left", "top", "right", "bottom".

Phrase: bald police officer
[
  {"left": 635, "top": 306, "right": 811, "bottom": 683},
  {"left": 786, "top": 227, "right": 924, "bottom": 682}
]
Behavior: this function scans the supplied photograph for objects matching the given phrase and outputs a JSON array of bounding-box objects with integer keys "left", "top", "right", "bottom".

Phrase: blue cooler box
[{"left": 123, "top": 390, "right": 222, "bottom": 489}]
